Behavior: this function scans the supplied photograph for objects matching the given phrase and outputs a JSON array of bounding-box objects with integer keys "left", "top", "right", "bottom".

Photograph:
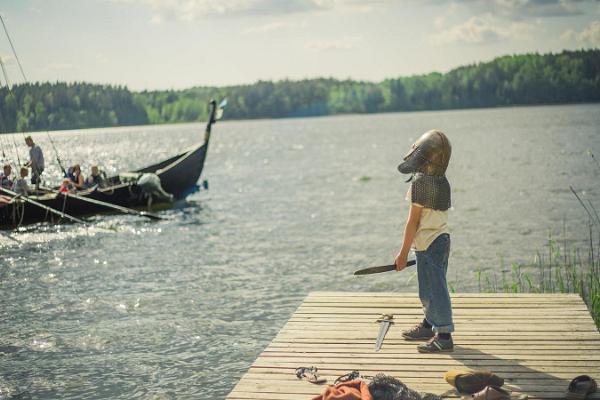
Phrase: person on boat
[
  {"left": 59, "top": 178, "right": 75, "bottom": 193},
  {"left": 24, "top": 136, "right": 44, "bottom": 189},
  {"left": 12, "top": 167, "right": 30, "bottom": 195},
  {"left": 0, "top": 164, "right": 13, "bottom": 189},
  {"left": 85, "top": 165, "right": 105, "bottom": 188},
  {"left": 66, "top": 166, "right": 75, "bottom": 180},
  {"left": 69, "top": 164, "right": 85, "bottom": 190},
  {"left": 395, "top": 129, "right": 454, "bottom": 353}
]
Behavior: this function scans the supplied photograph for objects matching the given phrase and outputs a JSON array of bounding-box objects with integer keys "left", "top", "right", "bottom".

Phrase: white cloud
[
  {"left": 141, "top": 0, "right": 326, "bottom": 22},
  {"left": 492, "top": 0, "right": 583, "bottom": 18},
  {"left": 428, "top": 15, "right": 533, "bottom": 46},
  {"left": 116, "top": 0, "right": 388, "bottom": 23},
  {"left": 580, "top": 20, "right": 600, "bottom": 45},
  {"left": 44, "top": 63, "right": 77, "bottom": 71},
  {"left": 560, "top": 29, "right": 576, "bottom": 41},
  {"left": 95, "top": 53, "right": 109, "bottom": 63},
  {"left": 305, "top": 36, "right": 362, "bottom": 51},
  {"left": 434, "top": 16, "right": 446, "bottom": 29},
  {"left": 561, "top": 20, "right": 600, "bottom": 47},
  {"left": 437, "top": 0, "right": 586, "bottom": 20},
  {"left": 0, "top": 54, "right": 16, "bottom": 65},
  {"left": 149, "top": 14, "right": 164, "bottom": 24},
  {"left": 244, "top": 20, "right": 307, "bottom": 34}
]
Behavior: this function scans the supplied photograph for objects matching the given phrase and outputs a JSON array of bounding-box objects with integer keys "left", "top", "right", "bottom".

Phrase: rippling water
[{"left": 1, "top": 104, "right": 599, "bottom": 399}]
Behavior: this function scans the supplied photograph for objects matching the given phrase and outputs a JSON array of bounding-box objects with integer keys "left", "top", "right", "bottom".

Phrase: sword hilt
[{"left": 376, "top": 314, "right": 394, "bottom": 323}]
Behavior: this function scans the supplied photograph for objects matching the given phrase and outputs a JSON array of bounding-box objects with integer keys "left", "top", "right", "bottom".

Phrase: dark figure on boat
[
  {"left": 69, "top": 164, "right": 85, "bottom": 190},
  {"left": 25, "top": 136, "right": 44, "bottom": 188},
  {"left": 12, "top": 167, "right": 30, "bottom": 195},
  {"left": 59, "top": 178, "right": 75, "bottom": 193},
  {"left": 0, "top": 164, "right": 13, "bottom": 189},
  {"left": 85, "top": 165, "right": 105, "bottom": 188}
]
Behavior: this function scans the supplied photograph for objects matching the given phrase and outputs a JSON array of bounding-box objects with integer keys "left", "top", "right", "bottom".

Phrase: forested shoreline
[{"left": 1, "top": 49, "right": 599, "bottom": 133}]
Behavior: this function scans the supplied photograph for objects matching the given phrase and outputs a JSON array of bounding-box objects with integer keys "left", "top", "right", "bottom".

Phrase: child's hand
[{"left": 395, "top": 253, "right": 407, "bottom": 271}]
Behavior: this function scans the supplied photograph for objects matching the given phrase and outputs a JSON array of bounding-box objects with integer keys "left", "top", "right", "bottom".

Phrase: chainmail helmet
[
  {"left": 397, "top": 130, "right": 451, "bottom": 176},
  {"left": 397, "top": 130, "right": 452, "bottom": 211}
]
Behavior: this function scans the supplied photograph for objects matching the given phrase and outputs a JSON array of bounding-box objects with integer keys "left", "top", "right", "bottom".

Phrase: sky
[{"left": 0, "top": 0, "right": 599, "bottom": 90}]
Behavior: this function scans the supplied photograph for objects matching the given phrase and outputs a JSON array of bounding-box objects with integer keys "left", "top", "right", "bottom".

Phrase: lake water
[{"left": 1, "top": 104, "right": 599, "bottom": 399}]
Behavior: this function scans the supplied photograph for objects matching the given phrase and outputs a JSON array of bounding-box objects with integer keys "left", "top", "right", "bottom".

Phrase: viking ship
[{"left": 0, "top": 99, "right": 225, "bottom": 228}]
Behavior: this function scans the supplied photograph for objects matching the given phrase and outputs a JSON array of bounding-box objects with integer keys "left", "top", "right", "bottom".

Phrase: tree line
[{"left": 1, "top": 49, "right": 599, "bottom": 133}]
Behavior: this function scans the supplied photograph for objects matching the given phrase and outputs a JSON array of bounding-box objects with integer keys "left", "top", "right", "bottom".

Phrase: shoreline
[{"left": 1, "top": 101, "right": 599, "bottom": 137}]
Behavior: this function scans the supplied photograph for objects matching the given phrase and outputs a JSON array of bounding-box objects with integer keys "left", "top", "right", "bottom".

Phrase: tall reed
[{"left": 477, "top": 219, "right": 600, "bottom": 328}]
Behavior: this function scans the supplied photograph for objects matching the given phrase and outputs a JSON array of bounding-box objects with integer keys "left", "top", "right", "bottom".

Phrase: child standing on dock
[{"left": 394, "top": 129, "right": 454, "bottom": 353}]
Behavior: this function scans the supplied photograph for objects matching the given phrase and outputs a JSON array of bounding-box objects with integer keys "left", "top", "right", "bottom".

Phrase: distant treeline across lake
[{"left": 1, "top": 49, "right": 599, "bottom": 133}]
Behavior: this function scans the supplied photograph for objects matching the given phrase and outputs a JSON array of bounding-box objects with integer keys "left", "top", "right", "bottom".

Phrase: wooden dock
[{"left": 227, "top": 292, "right": 600, "bottom": 400}]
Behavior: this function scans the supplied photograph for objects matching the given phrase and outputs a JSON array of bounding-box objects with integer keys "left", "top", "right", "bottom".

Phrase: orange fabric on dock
[{"left": 312, "top": 379, "right": 373, "bottom": 400}]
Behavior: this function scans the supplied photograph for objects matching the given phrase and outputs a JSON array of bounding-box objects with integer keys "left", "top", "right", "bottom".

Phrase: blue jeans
[{"left": 416, "top": 233, "right": 454, "bottom": 334}]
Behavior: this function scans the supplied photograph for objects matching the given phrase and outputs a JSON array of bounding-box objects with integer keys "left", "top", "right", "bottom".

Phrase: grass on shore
[{"left": 475, "top": 224, "right": 600, "bottom": 329}]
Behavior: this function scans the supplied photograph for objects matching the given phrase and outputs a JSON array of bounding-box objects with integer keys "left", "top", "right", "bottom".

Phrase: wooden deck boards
[{"left": 227, "top": 293, "right": 600, "bottom": 400}]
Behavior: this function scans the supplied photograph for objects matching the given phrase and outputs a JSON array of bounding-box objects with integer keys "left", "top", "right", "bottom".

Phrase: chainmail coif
[
  {"left": 368, "top": 374, "right": 442, "bottom": 400},
  {"left": 411, "top": 173, "right": 451, "bottom": 211}
]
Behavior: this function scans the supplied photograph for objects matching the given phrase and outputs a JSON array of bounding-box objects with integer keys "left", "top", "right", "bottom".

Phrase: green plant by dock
[
  {"left": 473, "top": 162, "right": 600, "bottom": 329},
  {"left": 475, "top": 230, "right": 600, "bottom": 329}
]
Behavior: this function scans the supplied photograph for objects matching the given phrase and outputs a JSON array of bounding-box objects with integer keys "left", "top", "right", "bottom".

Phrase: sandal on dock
[
  {"left": 295, "top": 366, "right": 327, "bottom": 385},
  {"left": 566, "top": 375, "right": 597, "bottom": 400},
  {"left": 334, "top": 370, "right": 372, "bottom": 385}
]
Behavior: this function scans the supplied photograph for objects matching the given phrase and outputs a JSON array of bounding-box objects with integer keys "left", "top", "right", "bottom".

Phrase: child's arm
[{"left": 395, "top": 203, "right": 422, "bottom": 271}]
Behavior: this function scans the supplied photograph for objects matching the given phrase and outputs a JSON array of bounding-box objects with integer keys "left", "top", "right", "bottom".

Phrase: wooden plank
[
  {"left": 239, "top": 372, "right": 574, "bottom": 384},
  {"left": 270, "top": 338, "right": 600, "bottom": 346},
  {"left": 294, "top": 306, "right": 591, "bottom": 313},
  {"left": 278, "top": 324, "right": 600, "bottom": 333},
  {"left": 251, "top": 360, "right": 600, "bottom": 372},
  {"left": 289, "top": 316, "right": 595, "bottom": 322},
  {"left": 232, "top": 381, "right": 572, "bottom": 395},
  {"left": 280, "top": 323, "right": 599, "bottom": 332},
  {"left": 308, "top": 292, "right": 581, "bottom": 297},
  {"left": 246, "top": 367, "right": 596, "bottom": 380},
  {"left": 273, "top": 332, "right": 600, "bottom": 340},
  {"left": 303, "top": 298, "right": 584, "bottom": 303},
  {"left": 290, "top": 315, "right": 595, "bottom": 321},
  {"left": 260, "top": 351, "right": 600, "bottom": 361},
  {"left": 228, "top": 387, "right": 600, "bottom": 400},
  {"left": 300, "top": 297, "right": 587, "bottom": 305},
  {"left": 300, "top": 303, "right": 586, "bottom": 309},
  {"left": 251, "top": 362, "right": 600, "bottom": 372},
  {"left": 228, "top": 394, "right": 600, "bottom": 400},
  {"left": 232, "top": 381, "right": 559, "bottom": 394},
  {"left": 276, "top": 331, "right": 600, "bottom": 338},
  {"left": 265, "top": 343, "right": 600, "bottom": 352},
  {"left": 265, "top": 347, "right": 600, "bottom": 355}
]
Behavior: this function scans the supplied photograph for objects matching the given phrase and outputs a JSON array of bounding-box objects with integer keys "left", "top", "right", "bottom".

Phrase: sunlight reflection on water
[{"left": 1, "top": 104, "right": 599, "bottom": 399}]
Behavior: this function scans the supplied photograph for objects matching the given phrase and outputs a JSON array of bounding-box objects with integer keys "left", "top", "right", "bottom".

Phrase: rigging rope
[
  {"left": 0, "top": 136, "right": 7, "bottom": 161},
  {"left": 0, "top": 14, "right": 27, "bottom": 82},
  {"left": 17, "top": 198, "right": 24, "bottom": 227},
  {"left": 11, "top": 136, "right": 21, "bottom": 166},
  {"left": 0, "top": 55, "right": 10, "bottom": 87},
  {"left": 59, "top": 192, "right": 68, "bottom": 224},
  {"left": 46, "top": 131, "right": 66, "bottom": 176}
]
